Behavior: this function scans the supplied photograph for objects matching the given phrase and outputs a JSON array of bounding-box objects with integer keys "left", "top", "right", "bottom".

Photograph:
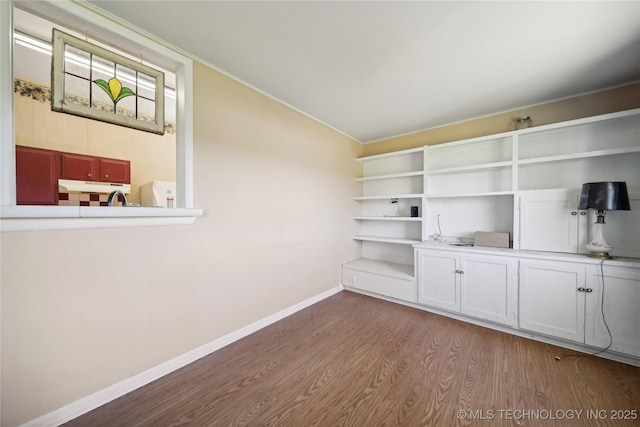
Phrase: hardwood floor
[{"left": 65, "top": 291, "right": 640, "bottom": 426}]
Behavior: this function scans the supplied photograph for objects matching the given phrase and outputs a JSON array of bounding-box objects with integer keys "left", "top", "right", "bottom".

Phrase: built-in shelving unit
[
  {"left": 345, "top": 108, "right": 640, "bottom": 301},
  {"left": 344, "top": 147, "right": 425, "bottom": 301}
]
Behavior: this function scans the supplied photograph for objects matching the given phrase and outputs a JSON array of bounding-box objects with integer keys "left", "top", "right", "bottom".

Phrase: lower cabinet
[
  {"left": 416, "top": 249, "right": 516, "bottom": 326},
  {"left": 585, "top": 265, "right": 640, "bottom": 357},
  {"left": 518, "top": 260, "right": 587, "bottom": 342},
  {"left": 516, "top": 259, "right": 640, "bottom": 358},
  {"left": 343, "top": 258, "right": 417, "bottom": 303},
  {"left": 415, "top": 246, "right": 640, "bottom": 363}
]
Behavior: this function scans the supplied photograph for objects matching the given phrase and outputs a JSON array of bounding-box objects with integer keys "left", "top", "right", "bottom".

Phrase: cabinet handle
[
  {"left": 585, "top": 288, "right": 593, "bottom": 293},
  {"left": 571, "top": 211, "right": 577, "bottom": 216},
  {"left": 577, "top": 287, "right": 585, "bottom": 292},
  {"left": 580, "top": 211, "right": 587, "bottom": 216}
]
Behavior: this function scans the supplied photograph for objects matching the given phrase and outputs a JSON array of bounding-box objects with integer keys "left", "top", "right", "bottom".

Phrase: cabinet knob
[
  {"left": 578, "top": 287, "right": 585, "bottom": 292},
  {"left": 585, "top": 288, "right": 593, "bottom": 293},
  {"left": 87, "top": 173, "right": 92, "bottom": 177},
  {"left": 104, "top": 174, "right": 109, "bottom": 179},
  {"left": 580, "top": 211, "right": 587, "bottom": 215},
  {"left": 571, "top": 211, "right": 577, "bottom": 216},
  {"left": 455, "top": 269, "right": 464, "bottom": 274}
]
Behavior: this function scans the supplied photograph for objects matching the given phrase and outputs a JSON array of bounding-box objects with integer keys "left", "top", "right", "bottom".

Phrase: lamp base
[{"left": 587, "top": 251, "right": 613, "bottom": 259}]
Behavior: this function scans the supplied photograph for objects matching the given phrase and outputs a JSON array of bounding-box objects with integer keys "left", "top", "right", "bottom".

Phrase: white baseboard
[{"left": 20, "top": 285, "right": 344, "bottom": 427}]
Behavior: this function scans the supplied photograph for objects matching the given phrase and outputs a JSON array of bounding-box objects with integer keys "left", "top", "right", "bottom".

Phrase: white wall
[{"left": 0, "top": 62, "right": 361, "bottom": 427}]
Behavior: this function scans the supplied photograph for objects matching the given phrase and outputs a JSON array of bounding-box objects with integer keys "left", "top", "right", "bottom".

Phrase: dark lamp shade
[{"left": 578, "top": 182, "right": 631, "bottom": 211}]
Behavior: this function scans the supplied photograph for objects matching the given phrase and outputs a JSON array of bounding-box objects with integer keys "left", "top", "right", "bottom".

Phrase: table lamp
[{"left": 578, "top": 182, "right": 631, "bottom": 259}]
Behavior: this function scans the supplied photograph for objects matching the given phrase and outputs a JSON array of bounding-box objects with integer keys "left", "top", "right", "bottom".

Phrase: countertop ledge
[
  {"left": 0, "top": 205, "right": 204, "bottom": 232},
  {"left": 413, "top": 240, "right": 640, "bottom": 268}
]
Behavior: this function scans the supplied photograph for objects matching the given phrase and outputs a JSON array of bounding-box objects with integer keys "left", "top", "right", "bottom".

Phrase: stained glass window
[{"left": 51, "top": 29, "right": 165, "bottom": 134}]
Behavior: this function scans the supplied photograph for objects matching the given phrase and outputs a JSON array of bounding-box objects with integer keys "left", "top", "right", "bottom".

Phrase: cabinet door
[
  {"left": 585, "top": 266, "right": 640, "bottom": 357},
  {"left": 460, "top": 254, "right": 516, "bottom": 326},
  {"left": 519, "top": 189, "right": 586, "bottom": 253},
  {"left": 16, "top": 146, "right": 59, "bottom": 205},
  {"left": 61, "top": 152, "right": 99, "bottom": 181},
  {"left": 100, "top": 158, "right": 130, "bottom": 183},
  {"left": 416, "top": 249, "right": 459, "bottom": 312},
  {"left": 518, "top": 260, "right": 586, "bottom": 342}
]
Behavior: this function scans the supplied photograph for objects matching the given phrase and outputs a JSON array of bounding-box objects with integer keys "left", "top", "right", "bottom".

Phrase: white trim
[
  {"left": 18, "top": 285, "right": 344, "bottom": 427},
  {"left": 1, "top": 1, "right": 15, "bottom": 206}
]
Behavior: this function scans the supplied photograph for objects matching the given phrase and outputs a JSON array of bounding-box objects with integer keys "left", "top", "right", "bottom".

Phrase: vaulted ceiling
[{"left": 87, "top": 1, "right": 640, "bottom": 143}]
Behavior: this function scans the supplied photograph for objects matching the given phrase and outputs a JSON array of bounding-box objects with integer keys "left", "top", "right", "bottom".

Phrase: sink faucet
[{"left": 107, "top": 190, "right": 128, "bottom": 207}]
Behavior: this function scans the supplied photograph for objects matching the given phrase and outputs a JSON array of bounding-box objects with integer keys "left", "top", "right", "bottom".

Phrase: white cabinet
[
  {"left": 518, "top": 259, "right": 587, "bottom": 342},
  {"left": 343, "top": 258, "right": 416, "bottom": 302},
  {"left": 585, "top": 265, "right": 640, "bottom": 357},
  {"left": 416, "top": 249, "right": 459, "bottom": 311},
  {"left": 416, "top": 248, "right": 516, "bottom": 325},
  {"left": 518, "top": 189, "right": 588, "bottom": 253},
  {"left": 519, "top": 259, "right": 640, "bottom": 358}
]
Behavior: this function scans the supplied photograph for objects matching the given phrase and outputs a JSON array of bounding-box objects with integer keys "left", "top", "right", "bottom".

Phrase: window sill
[{"left": 0, "top": 205, "right": 204, "bottom": 232}]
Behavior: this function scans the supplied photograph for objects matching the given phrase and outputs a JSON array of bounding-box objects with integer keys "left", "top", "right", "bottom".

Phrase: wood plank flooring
[{"left": 65, "top": 291, "right": 640, "bottom": 426}]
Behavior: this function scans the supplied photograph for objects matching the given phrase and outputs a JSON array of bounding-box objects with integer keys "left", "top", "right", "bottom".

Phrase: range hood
[{"left": 58, "top": 179, "right": 131, "bottom": 194}]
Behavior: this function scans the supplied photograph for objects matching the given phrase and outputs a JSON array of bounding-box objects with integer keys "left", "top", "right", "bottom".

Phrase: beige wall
[
  {"left": 363, "top": 83, "right": 640, "bottom": 156},
  {"left": 14, "top": 93, "right": 176, "bottom": 203},
  {"left": 1, "top": 62, "right": 362, "bottom": 426}
]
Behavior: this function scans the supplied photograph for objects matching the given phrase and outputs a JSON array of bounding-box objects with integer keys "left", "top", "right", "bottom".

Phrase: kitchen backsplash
[{"left": 58, "top": 192, "right": 124, "bottom": 207}]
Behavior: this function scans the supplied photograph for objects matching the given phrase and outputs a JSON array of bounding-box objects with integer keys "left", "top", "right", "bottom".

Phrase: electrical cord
[{"left": 554, "top": 258, "right": 613, "bottom": 361}]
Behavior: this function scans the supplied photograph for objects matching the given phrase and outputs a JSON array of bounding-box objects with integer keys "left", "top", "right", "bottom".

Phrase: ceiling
[{"left": 83, "top": 1, "right": 639, "bottom": 143}]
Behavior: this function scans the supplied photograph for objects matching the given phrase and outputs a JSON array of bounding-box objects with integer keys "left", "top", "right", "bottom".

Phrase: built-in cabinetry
[
  {"left": 16, "top": 146, "right": 131, "bottom": 205},
  {"left": 414, "top": 243, "right": 640, "bottom": 364},
  {"left": 16, "top": 146, "right": 60, "bottom": 205},
  {"left": 344, "top": 108, "right": 640, "bottom": 365},
  {"left": 60, "top": 152, "right": 130, "bottom": 183},
  {"left": 518, "top": 259, "right": 588, "bottom": 342},
  {"left": 519, "top": 259, "right": 640, "bottom": 357},
  {"left": 416, "top": 248, "right": 516, "bottom": 325}
]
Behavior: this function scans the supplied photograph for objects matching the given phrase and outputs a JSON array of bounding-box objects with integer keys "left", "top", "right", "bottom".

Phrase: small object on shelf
[
  {"left": 514, "top": 116, "right": 532, "bottom": 130},
  {"left": 166, "top": 189, "right": 174, "bottom": 208},
  {"left": 474, "top": 231, "right": 510, "bottom": 248},
  {"left": 578, "top": 182, "right": 631, "bottom": 259},
  {"left": 411, "top": 206, "right": 419, "bottom": 217}
]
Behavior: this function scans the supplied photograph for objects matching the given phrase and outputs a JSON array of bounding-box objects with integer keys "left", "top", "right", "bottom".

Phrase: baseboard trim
[{"left": 20, "top": 285, "right": 344, "bottom": 427}]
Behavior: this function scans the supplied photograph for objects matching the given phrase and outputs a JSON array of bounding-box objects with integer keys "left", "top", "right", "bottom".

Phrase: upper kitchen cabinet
[
  {"left": 99, "top": 157, "right": 130, "bottom": 184},
  {"left": 61, "top": 152, "right": 131, "bottom": 183},
  {"left": 61, "top": 152, "right": 100, "bottom": 181},
  {"left": 16, "top": 145, "right": 59, "bottom": 205}
]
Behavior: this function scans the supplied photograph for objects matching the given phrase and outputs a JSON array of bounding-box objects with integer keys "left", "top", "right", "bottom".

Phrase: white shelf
[
  {"left": 343, "top": 257, "right": 414, "bottom": 280},
  {"left": 427, "top": 160, "right": 512, "bottom": 175},
  {"left": 356, "top": 147, "right": 424, "bottom": 163},
  {"left": 356, "top": 171, "right": 423, "bottom": 182},
  {"left": 353, "top": 216, "right": 422, "bottom": 222},
  {"left": 517, "top": 146, "right": 640, "bottom": 165},
  {"left": 426, "top": 191, "right": 514, "bottom": 199},
  {"left": 354, "top": 193, "right": 423, "bottom": 201},
  {"left": 354, "top": 235, "right": 421, "bottom": 245}
]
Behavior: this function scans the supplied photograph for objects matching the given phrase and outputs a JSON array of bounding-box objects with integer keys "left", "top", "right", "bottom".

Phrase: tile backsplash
[{"left": 58, "top": 192, "right": 124, "bottom": 207}]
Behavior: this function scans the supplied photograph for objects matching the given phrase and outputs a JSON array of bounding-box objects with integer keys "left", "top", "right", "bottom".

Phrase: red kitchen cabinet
[
  {"left": 61, "top": 152, "right": 100, "bottom": 181},
  {"left": 16, "top": 146, "right": 59, "bottom": 205},
  {"left": 100, "top": 157, "right": 130, "bottom": 183}
]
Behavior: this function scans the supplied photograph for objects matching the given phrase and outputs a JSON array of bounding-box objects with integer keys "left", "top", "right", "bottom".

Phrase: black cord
[
  {"left": 588, "top": 258, "right": 613, "bottom": 356},
  {"left": 554, "top": 258, "right": 613, "bottom": 361}
]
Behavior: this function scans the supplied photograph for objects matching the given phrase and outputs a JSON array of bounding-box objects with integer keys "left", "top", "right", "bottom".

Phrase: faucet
[{"left": 107, "top": 190, "right": 128, "bottom": 207}]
